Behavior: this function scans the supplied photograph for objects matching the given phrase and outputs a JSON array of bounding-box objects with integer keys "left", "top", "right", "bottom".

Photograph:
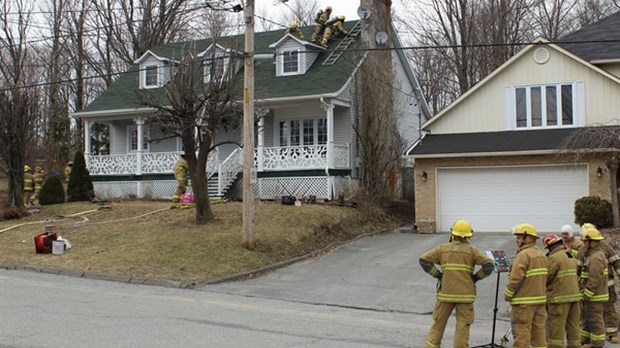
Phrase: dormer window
[
  {"left": 282, "top": 50, "right": 299, "bottom": 74},
  {"left": 144, "top": 65, "right": 159, "bottom": 87},
  {"left": 204, "top": 55, "right": 229, "bottom": 83}
]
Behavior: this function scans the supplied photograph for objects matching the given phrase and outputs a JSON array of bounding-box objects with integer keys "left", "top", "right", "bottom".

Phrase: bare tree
[
  {"left": 529, "top": 0, "right": 579, "bottom": 40},
  {"left": 136, "top": 45, "right": 242, "bottom": 224},
  {"left": 0, "top": 0, "right": 42, "bottom": 207},
  {"left": 558, "top": 124, "right": 620, "bottom": 227}
]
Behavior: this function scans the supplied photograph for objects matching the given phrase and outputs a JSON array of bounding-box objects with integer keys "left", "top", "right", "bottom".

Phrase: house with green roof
[{"left": 73, "top": 21, "right": 430, "bottom": 200}]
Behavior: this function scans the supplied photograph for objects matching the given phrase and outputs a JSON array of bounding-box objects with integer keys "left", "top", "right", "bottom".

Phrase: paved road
[{"left": 1, "top": 231, "right": 518, "bottom": 347}]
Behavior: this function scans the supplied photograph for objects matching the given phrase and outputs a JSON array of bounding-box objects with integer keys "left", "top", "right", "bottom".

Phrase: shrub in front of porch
[
  {"left": 38, "top": 175, "right": 65, "bottom": 205},
  {"left": 67, "top": 151, "right": 95, "bottom": 202}
]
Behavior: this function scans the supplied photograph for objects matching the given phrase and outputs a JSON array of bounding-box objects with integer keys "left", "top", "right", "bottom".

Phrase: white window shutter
[
  {"left": 504, "top": 87, "right": 516, "bottom": 130},
  {"left": 575, "top": 81, "right": 586, "bottom": 126}
]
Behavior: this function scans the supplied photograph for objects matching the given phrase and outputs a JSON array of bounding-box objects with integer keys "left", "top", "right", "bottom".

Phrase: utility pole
[{"left": 242, "top": 0, "right": 255, "bottom": 250}]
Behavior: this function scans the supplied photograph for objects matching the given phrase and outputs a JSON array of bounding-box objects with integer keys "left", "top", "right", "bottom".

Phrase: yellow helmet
[
  {"left": 582, "top": 227, "right": 604, "bottom": 241},
  {"left": 24, "top": 165, "right": 31, "bottom": 172},
  {"left": 290, "top": 21, "right": 298, "bottom": 28},
  {"left": 512, "top": 223, "right": 539, "bottom": 238},
  {"left": 451, "top": 220, "right": 473, "bottom": 238},
  {"left": 338, "top": 15, "right": 345, "bottom": 21},
  {"left": 581, "top": 223, "right": 596, "bottom": 237}
]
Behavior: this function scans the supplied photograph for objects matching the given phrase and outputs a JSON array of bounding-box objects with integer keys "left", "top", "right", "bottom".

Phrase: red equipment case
[{"left": 34, "top": 232, "right": 57, "bottom": 254}]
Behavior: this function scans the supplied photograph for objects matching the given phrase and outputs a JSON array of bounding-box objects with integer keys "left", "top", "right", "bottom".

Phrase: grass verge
[{"left": 0, "top": 200, "right": 407, "bottom": 284}]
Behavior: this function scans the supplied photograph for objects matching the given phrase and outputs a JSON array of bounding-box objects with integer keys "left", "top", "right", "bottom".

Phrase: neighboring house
[
  {"left": 73, "top": 21, "right": 430, "bottom": 201},
  {"left": 407, "top": 12, "right": 620, "bottom": 233}
]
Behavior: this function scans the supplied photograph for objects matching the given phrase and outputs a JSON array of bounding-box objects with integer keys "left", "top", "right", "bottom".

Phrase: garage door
[{"left": 437, "top": 165, "right": 588, "bottom": 232}]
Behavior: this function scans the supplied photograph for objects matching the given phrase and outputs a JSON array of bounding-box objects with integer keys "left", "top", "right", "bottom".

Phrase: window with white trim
[
  {"left": 282, "top": 50, "right": 299, "bottom": 74},
  {"left": 514, "top": 83, "right": 575, "bottom": 128},
  {"left": 144, "top": 65, "right": 158, "bottom": 87},
  {"left": 127, "top": 126, "right": 150, "bottom": 152},
  {"left": 204, "top": 55, "right": 229, "bottom": 83},
  {"left": 278, "top": 118, "right": 327, "bottom": 146}
]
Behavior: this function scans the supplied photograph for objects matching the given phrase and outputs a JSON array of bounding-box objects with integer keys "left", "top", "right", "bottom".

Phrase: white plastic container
[{"left": 52, "top": 240, "right": 65, "bottom": 255}]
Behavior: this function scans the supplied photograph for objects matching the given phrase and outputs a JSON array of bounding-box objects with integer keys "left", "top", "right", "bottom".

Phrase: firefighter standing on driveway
[
  {"left": 419, "top": 220, "right": 494, "bottom": 348},
  {"left": 579, "top": 227, "right": 609, "bottom": 348},
  {"left": 504, "top": 223, "right": 548, "bottom": 348},
  {"left": 172, "top": 154, "right": 188, "bottom": 203},
  {"left": 542, "top": 233, "right": 581, "bottom": 348},
  {"left": 311, "top": 6, "right": 332, "bottom": 44},
  {"left": 576, "top": 223, "right": 620, "bottom": 344}
]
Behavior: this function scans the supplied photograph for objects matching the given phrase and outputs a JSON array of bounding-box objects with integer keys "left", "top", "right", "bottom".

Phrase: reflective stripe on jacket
[
  {"left": 546, "top": 247, "right": 581, "bottom": 303},
  {"left": 581, "top": 245, "right": 609, "bottom": 302},
  {"left": 24, "top": 173, "right": 34, "bottom": 191},
  {"left": 505, "top": 243, "right": 548, "bottom": 305},
  {"left": 419, "top": 239, "right": 493, "bottom": 303}
]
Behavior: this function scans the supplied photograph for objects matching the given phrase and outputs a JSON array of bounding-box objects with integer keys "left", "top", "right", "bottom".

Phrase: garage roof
[{"left": 409, "top": 128, "right": 579, "bottom": 157}]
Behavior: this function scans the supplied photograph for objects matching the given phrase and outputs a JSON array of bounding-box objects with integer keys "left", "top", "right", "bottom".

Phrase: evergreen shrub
[
  {"left": 67, "top": 151, "right": 95, "bottom": 202},
  {"left": 38, "top": 175, "right": 65, "bottom": 205},
  {"left": 574, "top": 196, "right": 613, "bottom": 228}
]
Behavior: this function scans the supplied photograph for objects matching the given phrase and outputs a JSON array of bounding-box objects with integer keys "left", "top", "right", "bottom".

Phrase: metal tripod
[{"left": 472, "top": 271, "right": 506, "bottom": 347}]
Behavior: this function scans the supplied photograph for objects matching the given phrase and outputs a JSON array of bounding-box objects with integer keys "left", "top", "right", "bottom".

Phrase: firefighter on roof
[
  {"left": 311, "top": 6, "right": 332, "bottom": 44},
  {"left": 320, "top": 15, "right": 349, "bottom": 49},
  {"left": 286, "top": 21, "right": 304, "bottom": 39}
]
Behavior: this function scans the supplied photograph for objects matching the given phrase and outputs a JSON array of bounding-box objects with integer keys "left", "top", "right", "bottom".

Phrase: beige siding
[
  {"left": 428, "top": 45, "right": 620, "bottom": 134},
  {"left": 597, "top": 62, "right": 620, "bottom": 78}
]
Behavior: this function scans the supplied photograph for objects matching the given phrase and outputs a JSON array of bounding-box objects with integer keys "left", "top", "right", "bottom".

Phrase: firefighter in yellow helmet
[
  {"left": 575, "top": 223, "right": 620, "bottom": 344},
  {"left": 542, "top": 233, "right": 581, "bottom": 348},
  {"left": 320, "top": 15, "right": 349, "bottom": 49},
  {"left": 504, "top": 223, "right": 548, "bottom": 348},
  {"left": 23, "top": 165, "right": 34, "bottom": 205},
  {"left": 172, "top": 154, "right": 189, "bottom": 203},
  {"left": 30, "top": 166, "right": 46, "bottom": 205},
  {"left": 580, "top": 227, "right": 609, "bottom": 348},
  {"left": 286, "top": 20, "right": 304, "bottom": 39},
  {"left": 311, "top": 6, "right": 332, "bottom": 43},
  {"left": 419, "top": 220, "right": 494, "bottom": 348}
]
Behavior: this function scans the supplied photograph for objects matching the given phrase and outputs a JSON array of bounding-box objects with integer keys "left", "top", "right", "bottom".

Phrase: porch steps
[
  {"left": 207, "top": 175, "right": 235, "bottom": 198},
  {"left": 322, "top": 21, "right": 362, "bottom": 66}
]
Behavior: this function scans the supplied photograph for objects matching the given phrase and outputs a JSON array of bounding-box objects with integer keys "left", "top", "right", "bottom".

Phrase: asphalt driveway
[{"left": 201, "top": 229, "right": 519, "bottom": 345}]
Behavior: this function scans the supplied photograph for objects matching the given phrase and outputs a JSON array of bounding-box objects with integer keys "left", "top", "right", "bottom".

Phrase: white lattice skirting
[
  {"left": 93, "top": 176, "right": 350, "bottom": 201},
  {"left": 93, "top": 180, "right": 193, "bottom": 200}
]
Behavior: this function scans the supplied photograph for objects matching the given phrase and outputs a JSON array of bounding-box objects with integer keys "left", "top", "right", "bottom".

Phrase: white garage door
[{"left": 437, "top": 165, "right": 588, "bottom": 232}]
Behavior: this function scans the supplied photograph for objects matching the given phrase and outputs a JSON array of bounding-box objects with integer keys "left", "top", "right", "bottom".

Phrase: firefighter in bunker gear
[
  {"left": 30, "top": 166, "right": 46, "bottom": 204},
  {"left": 505, "top": 223, "right": 548, "bottom": 348},
  {"left": 23, "top": 165, "right": 34, "bottom": 205},
  {"left": 561, "top": 224, "right": 583, "bottom": 257},
  {"left": 64, "top": 161, "right": 73, "bottom": 183},
  {"left": 286, "top": 21, "right": 304, "bottom": 39},
  {"left": 543, "top": 233, "right": 581, "bottom": 348},
  {"left": 320, "top": 15, "right": 349, "bottom": 48},
  {"left": 419, "top": 220, "right": 494, "bottom": 348},
  {"left": 311, "top": 6, "right": 332, "bottom": 43},
  {"left": 576, "top": 224, "right": 620, "bottom": 344},
  {"left": 579, "top": 228, "right": 609, "bottom": 348},
  {"left": 172, "top": 154, "right": 188, "bottom": 203}
]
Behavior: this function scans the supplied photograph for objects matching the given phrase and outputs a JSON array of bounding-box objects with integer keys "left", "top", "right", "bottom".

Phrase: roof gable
[
  {"left": 268, "top": 33, "right": 325, "bottom": 50},
  {"left": 133, "top": 50, "right": 178, "bottom": 65},
  {"left": 423, "top": 37, "right": 620, "bottom": 130}
]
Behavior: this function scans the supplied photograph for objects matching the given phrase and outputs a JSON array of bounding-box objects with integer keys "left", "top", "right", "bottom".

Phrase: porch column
[
  {"left": 134, "top": 117, "right": 145, "bottom": 176},
  {"left": 322, "top": 101, "right": 334, "bottom": 170},
  {"left": 134, "top": 117, "right": 145, "bottom": 197},
  {"left": 84, "top": 120, "right": 91, "bottom": 168},
  {"left": 257, "top": 116, "right": 265, "bottom": 171}
]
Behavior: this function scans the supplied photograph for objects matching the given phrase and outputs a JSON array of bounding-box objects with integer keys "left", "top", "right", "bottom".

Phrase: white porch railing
[
  {"left": 86, "top": 143, "right": 349, "bottom": 176},
  {"left": 256, "top": 143, "right": 350, "bottom": 171}
]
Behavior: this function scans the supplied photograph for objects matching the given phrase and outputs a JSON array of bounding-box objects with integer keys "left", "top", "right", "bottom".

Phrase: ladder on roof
[{"left": 322, "top": 21, "right": 362, "bottom": 66}]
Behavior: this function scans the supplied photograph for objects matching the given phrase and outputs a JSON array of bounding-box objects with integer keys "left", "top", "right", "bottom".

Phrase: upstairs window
[
  {"left": 204, "top": 55, "right": 230, "bottom": 83},
  {"left": 282, "top": 50, "right": 299, "bottom": 74},
  {"left": 144, "top": 65, "right": 158, "bottom": 87},
  {"left": 514, "top": 83, "right": 575, "bottom": 128}
]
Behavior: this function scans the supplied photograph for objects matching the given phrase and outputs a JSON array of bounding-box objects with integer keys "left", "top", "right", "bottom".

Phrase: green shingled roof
[{"left": 79, "top": 21, "right": 363, "bottom": 114}]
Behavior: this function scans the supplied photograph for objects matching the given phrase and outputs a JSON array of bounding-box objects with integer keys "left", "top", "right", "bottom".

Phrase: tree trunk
[{"left": 192, "top": 172, "right": 214, "bottom": 224}]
